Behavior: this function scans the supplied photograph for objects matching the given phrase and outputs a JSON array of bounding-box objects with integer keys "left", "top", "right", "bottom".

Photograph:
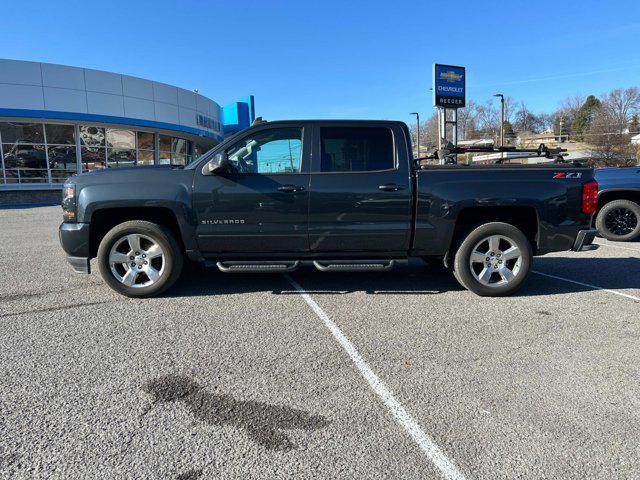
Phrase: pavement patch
[{"left": 142, "top": 374, "right": 329, "bottom": 451}]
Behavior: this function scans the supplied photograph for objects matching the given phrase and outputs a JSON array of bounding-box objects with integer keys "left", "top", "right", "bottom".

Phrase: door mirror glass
[{"left": 205, "top": 151, "right": 228, "bottom": 174}]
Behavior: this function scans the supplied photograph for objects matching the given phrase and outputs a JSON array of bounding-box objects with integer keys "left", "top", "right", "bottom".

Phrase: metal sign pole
[
  {"left": 452, "top": 108, "right": 458, "bottom": 146},
  {"left": 437, "top": 108, "right": 443, "bottom": 150}
]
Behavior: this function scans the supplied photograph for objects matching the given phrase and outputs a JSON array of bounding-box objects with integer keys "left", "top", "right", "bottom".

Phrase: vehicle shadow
[
  {"left": 166, "top": 257, "right": 640, "bottom": 299},
  {"left": 167, "top": 259, "right": 462, "bottom": 298}
]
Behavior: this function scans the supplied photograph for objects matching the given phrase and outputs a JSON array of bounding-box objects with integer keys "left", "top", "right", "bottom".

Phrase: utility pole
[
  {"left": 493, "top": 93, "right": 505, "bottom": 147},
  {"left": 558, "top": 117, "right": 564, "bottom": 143},
  {"left": 410, "top": 112, "right": 420, "bottom": 158}
]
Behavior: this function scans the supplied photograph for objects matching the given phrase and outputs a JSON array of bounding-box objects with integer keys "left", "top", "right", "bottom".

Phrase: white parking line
[
  {"left": 285, "top": 274, "right": 466, "bottom": 480},
  {"left": 532, "top": 270, "right": 640, "bottom": 302},
  {"left": 594, "top": 241, "right": 640, "bottom": 253}
]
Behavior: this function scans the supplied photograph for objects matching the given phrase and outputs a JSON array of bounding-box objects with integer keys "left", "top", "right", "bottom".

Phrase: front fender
[{"left": 76, "top": 180, "right": 197, "bottom": 251}]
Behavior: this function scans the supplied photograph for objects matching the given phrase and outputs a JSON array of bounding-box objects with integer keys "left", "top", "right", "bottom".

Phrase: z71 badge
[{"left": 553, "top": 172, "right": 582, "bottom": 179}]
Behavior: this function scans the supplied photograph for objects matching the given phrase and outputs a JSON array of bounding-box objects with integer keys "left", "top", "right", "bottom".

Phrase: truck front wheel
[
  {"left": 453, "top": 222, "right": 532, "bottom": 297},
  {"left": 97, "top": 220, "right": 183, "bottom": 298}
]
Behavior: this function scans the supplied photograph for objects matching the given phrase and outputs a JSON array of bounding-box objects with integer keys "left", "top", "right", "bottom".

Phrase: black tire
[
  {"left": 453, "top": 222, "right": 532, "bottom": 297},
  {"left": 595, "top": 200, "right": 640, "bottom": 242},
  {"left": 97, "top": 220, "right": 183, "bottom": 298}
]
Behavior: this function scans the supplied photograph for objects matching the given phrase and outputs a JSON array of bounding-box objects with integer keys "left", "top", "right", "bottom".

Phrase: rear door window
[{"left": 320, "top": 126, "right": 394, "bottom": 172}]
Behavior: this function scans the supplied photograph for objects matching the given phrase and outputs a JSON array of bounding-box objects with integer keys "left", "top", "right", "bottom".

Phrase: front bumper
[
  {"left": 572, "top": 229, "right": 599, "bottom": 252},
  {"left": 59, "top": 222, "right": 91, "bottom": 274}
]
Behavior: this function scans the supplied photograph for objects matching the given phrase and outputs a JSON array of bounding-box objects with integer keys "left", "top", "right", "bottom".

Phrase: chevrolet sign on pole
[{"left": 433, "top": 64, "right": 465, "bottom": 108}]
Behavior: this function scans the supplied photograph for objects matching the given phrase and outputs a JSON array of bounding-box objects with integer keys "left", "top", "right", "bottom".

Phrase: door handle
[
  {"left": 378, "top": 183, "right": 405, "bottom": 192},
  {"left": 278, "top": 184, "right": 305, "bottom": 193}
]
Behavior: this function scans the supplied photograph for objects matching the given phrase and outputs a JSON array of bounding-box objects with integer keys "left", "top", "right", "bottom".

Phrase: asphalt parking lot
[{"left": 1, "top": 206, "right": 639, "bottom": 479}]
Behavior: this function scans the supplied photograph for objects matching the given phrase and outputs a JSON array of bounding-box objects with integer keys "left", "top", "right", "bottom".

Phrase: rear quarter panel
[{"left": 413, "top": 166, "right": 595, "bottom": 256}]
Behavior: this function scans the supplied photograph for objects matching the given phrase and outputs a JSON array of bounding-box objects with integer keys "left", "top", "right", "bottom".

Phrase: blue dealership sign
[{"left": 433, "top": 64, "right": 465, "bottom": 108}]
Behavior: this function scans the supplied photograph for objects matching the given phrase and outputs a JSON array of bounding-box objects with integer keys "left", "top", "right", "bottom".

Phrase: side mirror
[{"left": 205, "top": 151, "right": 229, "bottom": 174}]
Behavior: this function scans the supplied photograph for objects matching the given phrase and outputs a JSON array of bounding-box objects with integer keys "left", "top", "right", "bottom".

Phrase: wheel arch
[
  {"left": 597, "top": 189, "right": 640, "bottom": 213},
  {"left": 89, "top": 207, "right": 185, "bottom": 258},
  {"left": 448, "top": 206, "right": 539, "bottom": 260}
]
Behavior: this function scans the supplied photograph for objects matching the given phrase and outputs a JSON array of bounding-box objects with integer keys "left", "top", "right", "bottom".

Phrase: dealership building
[{"left": 0, "top": 59, "right": 255, "bottom": 204}]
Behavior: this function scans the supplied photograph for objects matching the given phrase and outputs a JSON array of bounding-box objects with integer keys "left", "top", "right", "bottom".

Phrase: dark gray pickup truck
[{"left": 59, "top": 119, "right": 599, "bottom": 297}]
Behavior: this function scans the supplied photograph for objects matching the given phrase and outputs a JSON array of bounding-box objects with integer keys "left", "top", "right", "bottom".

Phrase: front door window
[{"left": 226, "top": 127, "right": 302, "bottom": 174}]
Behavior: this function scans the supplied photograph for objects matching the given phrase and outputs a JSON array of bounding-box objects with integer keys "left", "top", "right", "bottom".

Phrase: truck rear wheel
[
  {"left": 595, "top": 199, "right": 640, "bottom": 242},
  {"left": 97, "top": 220, "right": 183, "bottom": 298},
  {"left": 453, "top": 222, "right": 532, "bottom": 297}
]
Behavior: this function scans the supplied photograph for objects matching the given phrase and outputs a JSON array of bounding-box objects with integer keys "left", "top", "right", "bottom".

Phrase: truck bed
[{"left": 412, "top": 164, "right": 595, "bottom": 256}]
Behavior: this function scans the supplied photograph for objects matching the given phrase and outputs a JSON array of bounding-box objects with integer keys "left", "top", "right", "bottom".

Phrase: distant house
[
  {"left": 518, "top": 131, "right": 566, "bottom": 146},
  {"left": 632, "top": 133, "right": 640, "bottom": 146}
]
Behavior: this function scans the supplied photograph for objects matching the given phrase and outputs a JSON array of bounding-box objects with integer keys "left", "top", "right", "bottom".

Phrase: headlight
[{"left": 62, "top": 183, "right": 77, "bottom": 222}]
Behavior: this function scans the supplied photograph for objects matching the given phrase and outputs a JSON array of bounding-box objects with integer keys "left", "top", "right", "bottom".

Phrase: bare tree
[
  {"left": 600, "top": 87, "right": 640, "bottom": 132},
  {"left": 456, "top": 100, "right": 478, "bottom": 140},
  {"left": 409, "top": 112, "right": 439, "bottom": 156},
  {"left": 422, "top": 113, "right": 439, "bottom": 150},
  {"left": 537, "top": 112, "right": 555, "bottom": 132},
  {"left": 587, "top": 104, "right": 637, "bottom": 166},
  {"left": 513, "top": 101, "right": 545, "bottom": 133},
  {"left": 475, "top": 100, "right": 500, "bottom": 138},
  {"left": 553, "top": 94, "right": 587, "bottom": 136}
]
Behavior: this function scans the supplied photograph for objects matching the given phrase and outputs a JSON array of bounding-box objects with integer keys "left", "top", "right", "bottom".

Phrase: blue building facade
[{"left": 0, "top": 59, "right": 254, "bottom": 199}]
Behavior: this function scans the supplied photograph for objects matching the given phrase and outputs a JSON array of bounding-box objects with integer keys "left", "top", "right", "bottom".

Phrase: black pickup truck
[{"left": 59, "top": 119, "right": 599, "bottom": 298}]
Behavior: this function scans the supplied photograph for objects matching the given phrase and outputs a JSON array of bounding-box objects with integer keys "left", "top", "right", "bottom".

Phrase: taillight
[{"left": 581, "top": 180, "right": 598, "bottom": 215}]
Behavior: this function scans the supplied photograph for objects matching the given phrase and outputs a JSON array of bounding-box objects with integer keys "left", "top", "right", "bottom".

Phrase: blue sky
[{"left": 1, "top": 0, "right": 639, "bottom": 126}]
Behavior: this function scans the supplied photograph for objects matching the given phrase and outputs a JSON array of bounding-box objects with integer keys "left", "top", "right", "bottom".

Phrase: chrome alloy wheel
[
  {"left": 108, "top": 234, "right": 165, "bottom": 288},
  {"left": 469, "top": 235, "right": 522, "bottom": 288}
]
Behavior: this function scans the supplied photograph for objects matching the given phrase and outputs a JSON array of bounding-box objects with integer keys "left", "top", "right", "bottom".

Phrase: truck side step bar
[
  {"left": 208, "top": 259, "right": 400, "bottom": 273},
  {"left": 313, "top": 260, "right": 396, "bottom": 272},
  {"left": 216, "top": 261, "right": 300, "bottom": 273}
]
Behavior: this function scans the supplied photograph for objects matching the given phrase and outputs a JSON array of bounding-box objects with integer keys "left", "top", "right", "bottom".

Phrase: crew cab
[
  {"left": 594, "top": 166, "right": 640, "bottom": 241},
  {"left": 59, "top": 120, "right": 599, "bottom": 298}
]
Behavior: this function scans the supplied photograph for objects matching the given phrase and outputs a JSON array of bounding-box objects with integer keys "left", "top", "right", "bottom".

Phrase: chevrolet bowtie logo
[{"left": 439, "top": 71, "right": 463, "bottom": 82}]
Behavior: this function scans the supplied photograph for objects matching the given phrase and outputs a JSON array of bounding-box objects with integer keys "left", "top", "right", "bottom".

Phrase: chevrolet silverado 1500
[{"left": 59, "top": 120, "right": 599, "bottom": 297}]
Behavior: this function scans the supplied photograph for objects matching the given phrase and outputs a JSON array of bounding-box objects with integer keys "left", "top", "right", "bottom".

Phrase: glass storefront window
[
  {"left": 81, "top": 146, "right": 106, "bottom": 171},
  {"left": 137, "top": 132, "right": 154, "bottom": 150},
  {"left": 2, "top": 144, "right": 48, "bottom": 183},
  {"left": 0, "top": 123, "right": 45, "bottom": 144},
  {"left": 158, "top": 135, "right": 172, "bottom": 152},
  {"left": 45, "top": 124, "right": 75, "bottom": 145},
  {"left": 172, "top": 138, "right": 187, "bottom": 155},
  {"left": 157, "top": 135, "right": 188, "bottom": 165},
  {"left": 107, "top": 148, "right": 136, "bottom": 168},
  {"left": 137, "top": 149, "right": 154, "bottom": 165},
  {"left": 1, "top": 120, "right": 212, "bottom": 183},
  {"left": 107, "top": 129, "right": 135, "bottom": 149},
  {"left": 158, "top": 150, "right": 172, "bottom": 165},
  {"left": 172, "top": 153, "right": 186, "bottom": 165},
  {"left": 48, "top": 146, "right": 77, "bottom": 183},
  {"left": 80, "top": 126, "right": 105, "bottom": 146}
]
